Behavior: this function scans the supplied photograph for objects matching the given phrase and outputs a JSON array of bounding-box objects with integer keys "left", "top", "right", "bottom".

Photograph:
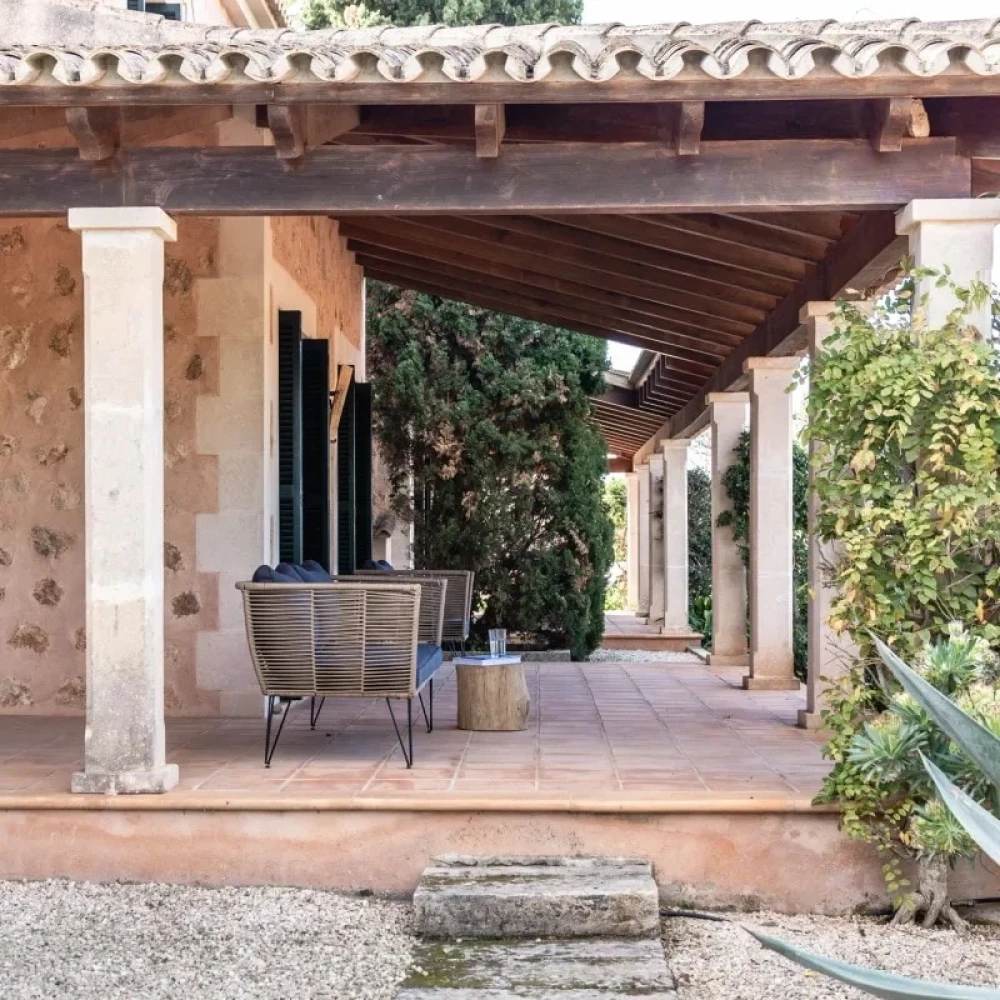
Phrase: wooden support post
[
  {"left": 267, "top": 104, "right": 360, "bottom": 160},
  {"left": 65, "top": 107, "right": 120, "bottom": 161},
  {"left": 866, "top": 98, "right": 920, "bottom": 153},
  {"left": 475, "top": 104, "right": 505, "bottom": 158},
  {"left": 657, "top": 102, "right": 704, "bottom": 156}
]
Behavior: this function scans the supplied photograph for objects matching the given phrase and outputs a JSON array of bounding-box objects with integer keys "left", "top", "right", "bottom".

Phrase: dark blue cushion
[
  {"left": 361, "top": 559, "right": 394, "bottom": 571},
  {"left": 275, "top": 562, "right": 309, "bottom": 581},
  {"left": 416, "top": 643, "right": 443, "bottom": 688},
  {"left": 253, "top": 564, "right": 301, "bottom": 584},
  {"left": 299, "top": 560, "right": 333, "bottom": 582}
]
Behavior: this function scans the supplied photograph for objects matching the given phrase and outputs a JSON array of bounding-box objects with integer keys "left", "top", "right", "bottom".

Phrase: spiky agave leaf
[
  {"left": 921, "top": 752, "right": 1000, "bottom": 867},
  {"left": 872, "top": 635, "right": 1000, "bottom": 788},
  {"left": 748, "top": 929, "right": 1000, "bottom": 999}
]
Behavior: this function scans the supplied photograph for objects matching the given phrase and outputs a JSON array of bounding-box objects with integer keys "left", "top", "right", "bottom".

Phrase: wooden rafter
[{"left": 474, "top": 104, "right": 505, "bottom": 158}]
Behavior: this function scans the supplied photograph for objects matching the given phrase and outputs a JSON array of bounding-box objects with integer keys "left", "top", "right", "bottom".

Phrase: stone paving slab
[
  {"left": 398, "top": 938, "right": 675, "bottom": 997},
  {"left": 414, "top": 856, "right": 660, "bottom": 939}
]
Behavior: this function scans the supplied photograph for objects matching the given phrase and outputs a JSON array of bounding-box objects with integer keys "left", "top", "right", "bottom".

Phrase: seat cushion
[
  {"left": 252, "top": 564, "right": 300, "bottom": 584},
  {"left": 300, "top": 560, "right": 333, "bottom": 582},
  {"left": 416, "top": 643, "right": 443, "bottom": 688}
]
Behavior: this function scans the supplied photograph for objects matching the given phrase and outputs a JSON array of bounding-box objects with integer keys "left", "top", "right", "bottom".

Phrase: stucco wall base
[{"left": 0, "top": 807, "right": 900, "bottom": 913}]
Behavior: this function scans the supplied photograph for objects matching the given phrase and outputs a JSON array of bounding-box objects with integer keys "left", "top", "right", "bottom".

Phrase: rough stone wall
[
  {"left": 270, "top": 217, "right": 363, "bottom": 358},
  {"left": 0, "top": 216, "right": 222, "bottom": 713}
]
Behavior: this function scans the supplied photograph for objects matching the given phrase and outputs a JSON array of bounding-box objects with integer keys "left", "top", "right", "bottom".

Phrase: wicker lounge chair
[
  {"left": 236, "top": 572, "right": 446, "bottom": 768},
  {"left": 350, "top": 569, "right": 474, "bottom": 651}
]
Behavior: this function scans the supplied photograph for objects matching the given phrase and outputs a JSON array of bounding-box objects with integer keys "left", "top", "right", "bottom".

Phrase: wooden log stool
[{"left": 455, "top": 658, "right": 530, "bottom": 731}]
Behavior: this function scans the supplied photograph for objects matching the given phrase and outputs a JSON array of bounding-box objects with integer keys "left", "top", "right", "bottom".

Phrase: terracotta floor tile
[{"left": 0, "top": 659, "right": 827, "bottom": 804}]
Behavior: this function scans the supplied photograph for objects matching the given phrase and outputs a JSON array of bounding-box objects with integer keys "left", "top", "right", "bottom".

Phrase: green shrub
[{"left": 687, "top": 467, "right": 712, "bottom": 634}]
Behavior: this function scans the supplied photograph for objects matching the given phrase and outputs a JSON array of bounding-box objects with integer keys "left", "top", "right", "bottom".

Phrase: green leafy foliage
[
  {"left": 715, "top": 430, "right": 809, "bottom": 676},
  {"left": 810, "top": 271, "right": 1000, "bottom": 901},
  {"left": 751, "top": 638, "right": 1000, "bottom": 994},
  {"left": 687, "top": 466, "right": 711, "bottom": 634},
  {"left": 804, "top": 272, "right": 1000, "bottom": 660},
  {"left": 603, "top": 477, "right": 627, "bottom": 612},
  {"left": 367, "top": 284, "right": 612, "bottom": 660},
  {"left": 300, "top": 0, "right": 582, "bottom": 29}
]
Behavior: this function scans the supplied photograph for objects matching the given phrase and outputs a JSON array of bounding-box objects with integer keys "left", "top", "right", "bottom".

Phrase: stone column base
[
  {"left": 707, "top": 653, "right": 749, "bottom": 667},
  {"left": 797, "top": 709, "right": 827, "bottom": 730},
  {"left": 742, "top": 676, "right": 802, "bottom": 692},
  {"left": 72, "top": 764, "right": 180, "bottom": 795}
]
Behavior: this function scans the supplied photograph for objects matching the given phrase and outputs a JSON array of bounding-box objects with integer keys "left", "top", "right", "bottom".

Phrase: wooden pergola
[{"left": 3, "top": 14, "right": 1000, "bottom": 460}]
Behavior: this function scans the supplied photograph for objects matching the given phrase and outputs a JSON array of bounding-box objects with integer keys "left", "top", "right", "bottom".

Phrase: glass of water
[{"left": 488, "top": 629, "right": 507, "bottom": 657}]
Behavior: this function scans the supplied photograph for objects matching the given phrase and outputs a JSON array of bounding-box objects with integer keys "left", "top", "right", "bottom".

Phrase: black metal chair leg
[
  {"left": 310, "top": 696, "right": 326, "bottom": 730},
  {"left": 418, "top": 679, "right": 434, "bottom": 733},
  {"left": 264, "top": 696, "right": 292, "bottom": 768},
  {"left": 386, "top": 698, "right": 414, "bottom": 768}
]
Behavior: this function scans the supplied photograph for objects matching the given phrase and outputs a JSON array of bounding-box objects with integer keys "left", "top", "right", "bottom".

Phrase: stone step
[
  {"left": 398, "top": 937, "right": 675, "bottom": 997},
  {"left": 413, "top": 856, "right": 660, "bottom": 940}
]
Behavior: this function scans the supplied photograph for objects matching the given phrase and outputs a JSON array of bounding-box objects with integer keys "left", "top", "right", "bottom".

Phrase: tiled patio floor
[
  {"left": 0, "top": 660, "right": 829, "bottom": 803},
  {"left": 603, "top": 612, "right": 661, "bottom": 635}
]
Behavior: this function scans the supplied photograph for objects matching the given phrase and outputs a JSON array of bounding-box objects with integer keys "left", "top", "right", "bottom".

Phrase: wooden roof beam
[{"left": 0, "top": 139, "right": 970, "bottom": 216}]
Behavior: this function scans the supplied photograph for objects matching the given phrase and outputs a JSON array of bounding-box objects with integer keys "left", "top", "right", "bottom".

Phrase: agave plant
[{"left": 748, "top": 635, "right": 1000, "bottom": 998}]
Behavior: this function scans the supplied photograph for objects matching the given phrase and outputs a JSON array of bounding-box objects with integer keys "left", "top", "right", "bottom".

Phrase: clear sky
[{"left": 595, "top": 0, "right": 995, "bottom": 373}]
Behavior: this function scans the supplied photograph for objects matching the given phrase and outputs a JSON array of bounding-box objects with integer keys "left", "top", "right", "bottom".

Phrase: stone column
[
  {"left": 68, "top": 207, "right": 179, "bottom": 794},
  {"left": 798, "top": 303, "right": 858, "bottom": 729},
  {"left": 896, "top": 200, "right": 1000, "bottom": 336},
  {"left": 647, "top": 453, "right": 665, "bottom": 625},
  {"left": 707, "top": 392, "right": 749, "bottom": 666},
  {"left": 625, "top": 471, "right": 639, "bottom": 610},
  {"left": 661, "top": 440, "right": 690, "bottom": 633},
  {"left": 744, "top": 356, "right": 800, "bottom": 691},
  {"left": 636, "top": 465, "right": 651, "bottom": 619}
]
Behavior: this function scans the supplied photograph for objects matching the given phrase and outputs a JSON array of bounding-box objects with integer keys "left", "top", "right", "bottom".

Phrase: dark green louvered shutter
[
  {"left": 354, "top": 382, "right": 374, "bottom": 568},
  {"left": 301, "top": 339, "right": 331, "bottom": 571},
  {"left": 336, "top": 377, "right": 357, "bottom": 575},
  {"left": 126, "top": 0, "right": 145, "bottom": 9},
  {"left": 277, "top": 311, "right": 303, "bottom": 564}
]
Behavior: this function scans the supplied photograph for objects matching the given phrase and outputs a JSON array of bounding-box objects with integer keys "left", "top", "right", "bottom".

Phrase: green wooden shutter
[
  {"left": 301, "top": 339, "right": 331, "bottom": 571},
  {"left": 126, "top": 0, "right": 145, "bottom": 9},
  {"left": 336, "top": 376, "right": 357, "bottom": 575},
  {"left": 277, "top": 311, "right": 303, "bottom": 564},
  {"left": 354, "top": 382, "right": 374, "bottom": 567}
]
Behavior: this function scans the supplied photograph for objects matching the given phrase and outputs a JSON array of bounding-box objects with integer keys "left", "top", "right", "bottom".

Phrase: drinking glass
[{"left": 488, "top": 628, "right": 507, "bottom": 657}]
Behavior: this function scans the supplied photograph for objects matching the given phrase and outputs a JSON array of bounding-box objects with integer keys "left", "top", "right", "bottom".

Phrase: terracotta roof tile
[{"left": 2, "top": 15, "right": 999, "bottom": 90}]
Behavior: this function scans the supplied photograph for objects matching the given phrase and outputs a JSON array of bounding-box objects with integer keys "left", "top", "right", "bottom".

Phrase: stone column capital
[
  {"left": 896, "top": 198, "right": 1000, "bottom": 235},
  {"left": 661, "top": 439, "right": 690, "bottom": 453},
  {"left": 69, "top": 206, "right": 177, "bottom": 242},
  {"left": 744, "top": 355, "right": 801, "bottom": 374},
  {"left": 707, "top": 391, "right": 750, "bottom": 407},
  {"left": 799, "top": 301, "right": 837, "bottom": 323}
]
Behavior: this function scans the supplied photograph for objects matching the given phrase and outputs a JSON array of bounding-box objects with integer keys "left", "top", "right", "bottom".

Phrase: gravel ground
[
  {"left": 588, "top": 648, "right": 701, "bottom": 662},
  {"left": 664, "top": 911, "right": 1000, "bottom": 998},
  {"left": 0, "top": 881, "right": 414, "bottom": 1000}
]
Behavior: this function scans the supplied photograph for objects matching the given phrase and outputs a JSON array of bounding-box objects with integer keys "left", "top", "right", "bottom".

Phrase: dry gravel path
[
  {"left": 0, "top": 881, "right": 414, "bottom": 1000},
  {"left": 664, "top": 911, "right": 1000, "bottom": 998}
]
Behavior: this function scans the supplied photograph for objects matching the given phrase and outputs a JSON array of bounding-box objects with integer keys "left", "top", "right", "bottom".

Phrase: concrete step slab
[
  {"left": 398, "top": 937, "right": 675, "bottom": 997},
  {"left": 414, "top": 856, "right": 659, "bottom": 939}
]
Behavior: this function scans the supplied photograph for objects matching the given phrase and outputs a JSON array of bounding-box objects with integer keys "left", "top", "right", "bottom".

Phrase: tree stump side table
[{"left": 454, "top": 655, "right": 530, "bottom": 731}]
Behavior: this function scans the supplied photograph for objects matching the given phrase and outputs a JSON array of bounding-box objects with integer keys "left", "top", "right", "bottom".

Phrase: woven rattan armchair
[
  {"left": 236, "top": 578, "right": 446, "bottom": 767},
  {"left": 350, "top": 569, "right": 474, "bottom": 650}
]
